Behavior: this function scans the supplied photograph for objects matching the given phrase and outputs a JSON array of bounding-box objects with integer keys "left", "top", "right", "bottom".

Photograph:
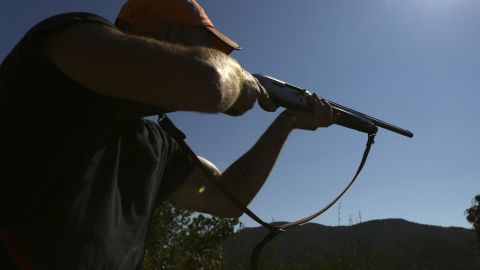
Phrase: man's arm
[
  {"left": 167, "top": 95, "right": 336, "bottom": 217},
  {"left": 43, "top": 22, "right": 274, "bottom": 113}
]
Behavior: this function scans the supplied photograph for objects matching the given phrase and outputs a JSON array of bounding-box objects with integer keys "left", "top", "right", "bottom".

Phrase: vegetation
[
  {"left": 141, "top": 202, "right": 480, "bottom": 270},
  {"left": 142, "top": 203, "right": 239, "bottom": 270},
  {"left": 466, "top": 194, "right": 480, "bottom": 255},
  {"left": 236, "top": 240, "right": 394, "bottom": 270}
]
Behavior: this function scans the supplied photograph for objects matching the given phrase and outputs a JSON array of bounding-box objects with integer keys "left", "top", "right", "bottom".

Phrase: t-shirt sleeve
[
  {"left": 155, "top": 135, "right": 196, "bottom": 206},
  {"left": 2, "top": 12, "right": 114, "bottom": 77},
  {"left": 1, "top": 12, "right": 163, "bottom": 117},
  {"left": 15, "top": 12, "right": 114, "bottom": 61},
  {"left": 0, "top": 13, "right": 126, "bottom": 228},
  {"left": 151, "top": 119, "right": 196, "bottom": 206},
  {"left": 1, "top": 13, "right": 119, "bottom": 115}
]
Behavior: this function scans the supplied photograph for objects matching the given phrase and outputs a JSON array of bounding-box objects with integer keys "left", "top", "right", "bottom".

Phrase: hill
[{"left": 224, "top": 219, "right": 480, "bottom": 270}]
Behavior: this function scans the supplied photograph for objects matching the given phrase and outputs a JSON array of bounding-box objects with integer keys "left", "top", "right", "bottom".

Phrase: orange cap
[{"left": 116, "top": 0, "right": 241, "bottom": 54}]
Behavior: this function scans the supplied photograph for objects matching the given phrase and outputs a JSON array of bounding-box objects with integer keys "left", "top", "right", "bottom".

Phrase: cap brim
[{"left": 206, "top": 26, "right": 242, "bottom": 53}]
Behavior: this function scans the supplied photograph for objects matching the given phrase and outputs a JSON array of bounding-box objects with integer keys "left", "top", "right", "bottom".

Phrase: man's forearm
[
  {"left": 217, "top": 112, "right": 296, "bottom": 209},
  {"left": 45, "top": 23, "right": 243, "bottom": 112},
  {"left": 167, "top": 96, "right": 332, "bottom": 218}
]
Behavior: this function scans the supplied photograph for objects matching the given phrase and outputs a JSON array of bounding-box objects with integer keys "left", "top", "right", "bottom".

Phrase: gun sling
[{"left": 159, "top": 115, "right": 376, "bottom": 270}]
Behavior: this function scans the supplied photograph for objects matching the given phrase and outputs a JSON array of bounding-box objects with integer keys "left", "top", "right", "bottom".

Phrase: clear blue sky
[{"left": 2, "top": 0, "right": 479, "bottom": 229}]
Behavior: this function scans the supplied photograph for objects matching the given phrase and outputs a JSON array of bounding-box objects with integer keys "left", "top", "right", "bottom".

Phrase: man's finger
[{"left": 256, "top": 82, "right": 277, "bottom": 112}]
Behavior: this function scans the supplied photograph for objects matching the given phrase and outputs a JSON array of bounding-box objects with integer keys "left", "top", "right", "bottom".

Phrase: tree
[
  {"left": 466, "top": 194, "right": 480, "bottom": 255},
  {"left": 142, "top": 203, "right": 240, "bottom": 270}
]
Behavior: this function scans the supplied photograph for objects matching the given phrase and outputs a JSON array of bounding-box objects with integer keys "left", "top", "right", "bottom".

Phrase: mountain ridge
[{"left": 224, "top": 218, "right": 480, "bottom": 270}]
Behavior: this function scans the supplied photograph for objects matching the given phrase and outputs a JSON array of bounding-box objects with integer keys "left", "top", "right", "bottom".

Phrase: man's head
[{"left": 115, "top": 0, "right": 241, "bottom": 54}]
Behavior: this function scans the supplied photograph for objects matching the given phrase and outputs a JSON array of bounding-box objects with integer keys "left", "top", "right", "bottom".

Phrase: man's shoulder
[
  {"left": 29, "top": 12, "right": 115, "bottom": 37},
  {"left": 1, "top": 12, "right": 116, "bottom": 69},
  {"left": 25, "top": 12, "right": 115, "bottom": 42}
]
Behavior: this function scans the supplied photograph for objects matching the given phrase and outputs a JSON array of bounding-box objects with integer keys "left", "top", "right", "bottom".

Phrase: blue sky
[{"left": 2, "top": 0, "right": 479, "bottom": 229}]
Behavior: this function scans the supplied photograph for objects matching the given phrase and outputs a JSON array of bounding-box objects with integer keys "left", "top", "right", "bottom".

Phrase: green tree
[
  {"left": 143, "top": 203, "right": 239, "bottom": 270},
  {"left": 466, "top": 194, "right": 480, "bottom": 255}
]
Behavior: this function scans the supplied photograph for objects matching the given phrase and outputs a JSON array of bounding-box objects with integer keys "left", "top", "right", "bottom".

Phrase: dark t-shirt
[{"left": 0, "top": 13, "right": 194, "bottom": 270}]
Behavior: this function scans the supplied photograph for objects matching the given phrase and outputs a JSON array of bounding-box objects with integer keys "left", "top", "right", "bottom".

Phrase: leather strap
[
  {"left": 249, "top": 133, "right": 375, "bottom": 269},
  {"left": 159, "top": 115, "right": 376, "bottom": 270}
]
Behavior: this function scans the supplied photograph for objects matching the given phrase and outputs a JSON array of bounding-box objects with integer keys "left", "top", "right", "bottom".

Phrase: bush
[{"left": 142, "top": 203, "right": 239, "bottom": 270}]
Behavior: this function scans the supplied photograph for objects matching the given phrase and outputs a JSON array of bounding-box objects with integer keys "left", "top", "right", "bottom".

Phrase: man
[{"left": 0, "top": 0, "right": 335, "bottom": 269}]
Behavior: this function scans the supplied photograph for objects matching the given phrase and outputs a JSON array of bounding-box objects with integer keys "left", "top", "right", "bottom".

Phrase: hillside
[{"left": 224, "top": 219, "right": 480, "bottom": 270}]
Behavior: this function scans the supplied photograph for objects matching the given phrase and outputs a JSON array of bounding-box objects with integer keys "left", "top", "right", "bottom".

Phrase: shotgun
[{"left": 254, "top": 74, "right": 413, "bottom": 138}]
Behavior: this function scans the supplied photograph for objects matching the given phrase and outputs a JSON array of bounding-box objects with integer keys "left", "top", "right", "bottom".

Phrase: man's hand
[
  {"left": 285, "top": 94, "right": 337, "bottom": 130},
  {"left": 223, "top": 70, "right": 277, "bottom": 116}
]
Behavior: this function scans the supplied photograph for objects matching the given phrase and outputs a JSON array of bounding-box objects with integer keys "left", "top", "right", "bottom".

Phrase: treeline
[
  {"left": 143, "top": 195, "right": 480, "bottom": 270},
  {"left": 225, "top": 239, "right": 394, "bottom": 270},
  {"left": 224, "top": 231, "right": 479, "bottom": 270}
]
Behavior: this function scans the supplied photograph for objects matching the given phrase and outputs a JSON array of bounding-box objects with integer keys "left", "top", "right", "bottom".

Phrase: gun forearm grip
[
  {"left": 254, "top": 74, "right": 377, "bottom": 135},
  {"left": 272, "top": 95, "right": 378, "bottom": 134},
  {"left": 333, "top": 108, "right": 378, "bottom": 135}
]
